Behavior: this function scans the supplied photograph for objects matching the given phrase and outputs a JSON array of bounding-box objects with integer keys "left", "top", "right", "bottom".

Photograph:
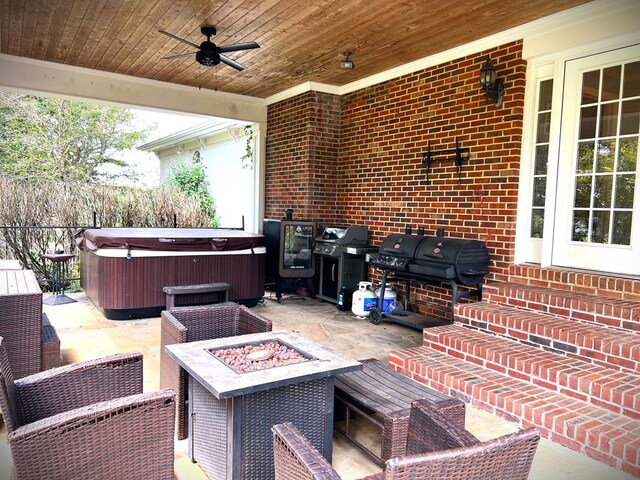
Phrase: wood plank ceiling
[{"left": 0, "top": 0, "right": 593, "bottom": 98}]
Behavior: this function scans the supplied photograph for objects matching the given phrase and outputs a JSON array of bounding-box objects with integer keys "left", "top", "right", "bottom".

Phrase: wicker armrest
[
  {"left": 160, "top": 310, "right": 189, "bottom": 438},
  {"left": 387, "top": 428, "right": 540, "bottom": 480},
  {"left": 160, "top": 311, "right": 188, "bottom": 392},
  {"left": 237, "top": 306, "right": 272, "bottom": 334},
  {"left": 161, "top": 309, "right": 189, "bottom": 335},
  {"left": 272, "top": 422, "right": 342, "bottom": 480},
  {"left": 415, "top": 398, "right": 466, "bottom": 429},
  {"left": 9, "top": 390, "right": 176, "bottom": 480},
  {"left": 406, "top": 399, "right": 480, "bottom": 455},
  {"left": 15, "top": 352, "right": 144, "bottom": 424}
]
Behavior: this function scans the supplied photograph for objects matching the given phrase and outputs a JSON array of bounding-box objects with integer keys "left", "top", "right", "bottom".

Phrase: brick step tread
[
  {"left": 508, "top": 265, "right": 640, "bottom": 302},
  {"left": 483, "top": 281, "right": 639, "bottom": 330},
  {"left": 455, "top": 302, "right": 640, "bottom": 373},
  {"left": 389, "top": 346, "right": 640, "bottom": 474},
  {"left": 423, "top": 323, "right": 640, "bottom": 417}
]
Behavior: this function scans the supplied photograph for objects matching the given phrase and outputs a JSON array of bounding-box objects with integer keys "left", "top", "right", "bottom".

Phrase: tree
[
  {"left": 0, "top": 92, "right": 148, "bottom": 182},
  {"left": 167, "top": 151, "right": 219, "bottom": 227}
]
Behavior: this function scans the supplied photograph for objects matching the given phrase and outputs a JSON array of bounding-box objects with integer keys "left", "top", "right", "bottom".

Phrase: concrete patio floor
[{"left": 0, "top": 290, "right": 635, "bottom": 480}]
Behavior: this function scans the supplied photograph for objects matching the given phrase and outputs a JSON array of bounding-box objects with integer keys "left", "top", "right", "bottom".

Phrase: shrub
[{"left": 167, "top": 152, "right": 219, "bottom": 227}]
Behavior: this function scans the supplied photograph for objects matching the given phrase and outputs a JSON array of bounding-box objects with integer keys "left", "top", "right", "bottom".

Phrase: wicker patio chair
[
  {"left": 273, "top": 399, "right": 540, "bottom": 480},
  {"left": 0, "top": 337, "right": 176, "bottom": 480},
  {"left": 160, "top": 303, "right": 272, "bottom": 439}
]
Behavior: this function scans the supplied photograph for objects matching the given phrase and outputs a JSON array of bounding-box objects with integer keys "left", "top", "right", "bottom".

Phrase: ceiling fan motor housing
[{"left": 197, "top": 42, "right": 220, "bottom": 66}]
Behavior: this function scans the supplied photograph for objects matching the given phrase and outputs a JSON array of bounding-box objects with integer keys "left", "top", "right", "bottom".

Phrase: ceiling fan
[{"left": 159, "top": 26, "right": 259, "bottom": 71}]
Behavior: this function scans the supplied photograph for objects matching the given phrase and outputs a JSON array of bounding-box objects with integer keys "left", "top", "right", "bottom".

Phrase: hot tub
[{"left": 77, "top": 228, "right": 265, "bottom": 320}]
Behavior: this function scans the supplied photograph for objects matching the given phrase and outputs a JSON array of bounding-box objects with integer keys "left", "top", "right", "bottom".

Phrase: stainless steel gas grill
[
  {"left": 313, "top": 225, "right": 371, "bottom": 304},
  {"left": 368, "top": 229, "right": 489, "bottom": 329}
]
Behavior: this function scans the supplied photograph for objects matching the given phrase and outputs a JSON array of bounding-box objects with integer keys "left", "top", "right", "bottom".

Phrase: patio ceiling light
[
  {"left": 480, "top": 55, "right": 504, "bottom": 107},
  {"left": 340, "top": 51, "right": 354, "bottom": 70}
]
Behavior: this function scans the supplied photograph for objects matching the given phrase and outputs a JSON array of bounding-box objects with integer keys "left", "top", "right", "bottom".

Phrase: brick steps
[
  {"left": 455, "top": 302, "right": 640, "bottom": 373},
  {"left": 483, "top": 281, "right": 640, "bottom": 332},
  {"left": 389, "top": 346, "right": 640, "bottom": 476},
  {"left": 508, "top": 265, "right": 640, "bottom": 302},
  {"left": 390, "top": 273, "right": 640, "bottom": 473},
  {"left": 422, "top": 324, "right": 640, "bottom": 418}
]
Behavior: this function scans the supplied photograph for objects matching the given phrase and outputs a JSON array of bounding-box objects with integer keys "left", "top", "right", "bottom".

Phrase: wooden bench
[
  {"left": 334, "top": 358, "right": 465, "bottom": 465},
  {"left": 162, "top": 282, "right": 232, "bottom": 309}
]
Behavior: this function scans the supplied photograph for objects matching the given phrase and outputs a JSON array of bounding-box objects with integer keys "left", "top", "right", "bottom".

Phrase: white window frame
[{"left": 515, "top": 62, "right": 555, "bottom": 264}]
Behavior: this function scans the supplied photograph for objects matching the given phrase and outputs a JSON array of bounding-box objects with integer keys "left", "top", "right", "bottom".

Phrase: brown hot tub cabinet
[{"left": 77, "top": 228, "right": 265, "bottom": 319}]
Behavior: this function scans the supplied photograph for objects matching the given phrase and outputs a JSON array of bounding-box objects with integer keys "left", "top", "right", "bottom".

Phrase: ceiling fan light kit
[{"left": 159, "top": 25, "right": 259, "bottom": 71}]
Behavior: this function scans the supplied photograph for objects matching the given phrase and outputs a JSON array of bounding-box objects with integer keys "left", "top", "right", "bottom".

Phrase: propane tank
[
  {"left": 374, "top": 287, "right": 397, "bottom": 313},
  {"left": 351, "top": 281, "right": 377, "bottom": 317}
]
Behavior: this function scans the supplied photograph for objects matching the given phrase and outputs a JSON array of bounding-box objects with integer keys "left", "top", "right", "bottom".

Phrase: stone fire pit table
[{"left": 164, "top": 331, "right": 362, "bottom": 480}]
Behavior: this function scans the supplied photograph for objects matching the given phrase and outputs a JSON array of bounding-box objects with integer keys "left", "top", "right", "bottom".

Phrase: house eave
[{"left": 138, "top": 120, "right": 247, "bottom": 152}]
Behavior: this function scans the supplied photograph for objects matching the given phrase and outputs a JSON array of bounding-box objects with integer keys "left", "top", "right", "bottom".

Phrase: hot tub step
[{"left": 163, "top": 282, "right": 231, "bottom": 309}]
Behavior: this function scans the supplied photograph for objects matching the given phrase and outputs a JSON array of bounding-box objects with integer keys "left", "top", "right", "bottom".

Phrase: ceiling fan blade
[
  {"left": 218, "top": 42, "right": 260, "bottom": 53},
  {"left": 219, "top": 54, "right": 246, "bottom": 71},
  {"left": 158, "top": 30, "right": 201, "bottom": 49},
  {"left": 162, "top": 52, "right": 196, "bottom": 60}
]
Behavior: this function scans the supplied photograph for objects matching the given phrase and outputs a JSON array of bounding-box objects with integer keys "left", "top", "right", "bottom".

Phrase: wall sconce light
[
  {"left": 479, "top": 55, "right": 504, "bottom": 107},
  {"left": 339, "top": 51, "right": 354, "bottom": 70}
]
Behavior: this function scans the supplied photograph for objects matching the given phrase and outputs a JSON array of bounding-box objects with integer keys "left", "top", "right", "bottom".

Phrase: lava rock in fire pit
[{"left": 210, "top": 340, "right": 308, "bottom": 373}]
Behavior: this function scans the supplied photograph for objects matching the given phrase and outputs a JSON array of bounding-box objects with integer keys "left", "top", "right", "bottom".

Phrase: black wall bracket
[{"left": 422, "top": 138, "right": 470, "bottom": 184}]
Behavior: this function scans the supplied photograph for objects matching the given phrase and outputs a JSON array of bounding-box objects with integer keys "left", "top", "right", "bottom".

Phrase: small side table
[{"left": 43, "top": 253, "right": 77, "bottom": 305}]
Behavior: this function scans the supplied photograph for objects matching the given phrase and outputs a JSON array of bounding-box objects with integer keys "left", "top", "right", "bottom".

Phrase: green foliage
[
  {"left": 167, "top": 152, "right": 219, "bottom": 227},
  {"left": 240, "top": 125, "right": 254, "bottom": 169},
  {"left": 0, "top": 92, "right": 148, "bottom": 182}
]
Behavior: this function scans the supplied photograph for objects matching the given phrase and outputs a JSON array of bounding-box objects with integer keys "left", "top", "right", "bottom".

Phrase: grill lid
[
  {"left": 379, "top": 234, "right": 424, "bottom": 258},
  {"left": 315, "top": 225, "right": 368, "bottom": 246},
  {"left": 411, "top": 236, "right": 489, "bottom": 285},
  {"left": 372, "top": 232, "right": 489, "bottom": 285}
]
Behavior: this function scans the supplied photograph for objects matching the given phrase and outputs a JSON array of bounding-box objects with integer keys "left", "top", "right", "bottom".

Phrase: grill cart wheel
[{"left": 369, "top": 308, "right": 382, "bottom": 325}]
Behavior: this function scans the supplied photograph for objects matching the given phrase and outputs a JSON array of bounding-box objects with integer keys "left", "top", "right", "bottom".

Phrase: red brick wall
[
  {"left": 265, "top": 41, "right": 526, "bottom": 316},
  {"left": 339, "top": 41, "right": 525, "bottom": 280},
  {"left": 265, "top": 91, "right": 340, "bottom": 223}
]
